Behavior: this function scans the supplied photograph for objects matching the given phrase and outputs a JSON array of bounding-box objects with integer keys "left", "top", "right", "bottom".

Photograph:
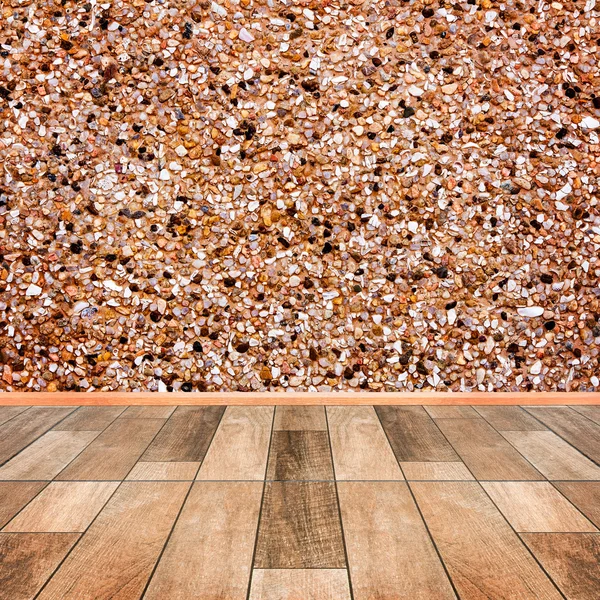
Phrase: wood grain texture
[
  {"left": 376, "top": 406, "right": 459, "bottom": 462},
  {"left": 266, "top": 431, "right": 334, "bottom": 480},
  {"left": 141, "top": 406, "right": 224, "bottom": 462},
  {"left": 56, "top": 418, "right": 164, "bottom": 481},
  {"left": 196, "top": 407, "right": 272, "bottom": 480},
  {"left": 424, "top": 406, "right": 480, "bottom": 419},
  {"left": 0, "top": 533, "right": 79, "bottom": 600},
  {"left": 0, "top": 406, "right": 28, "bottom": 426},
  {"left": 411, "top": 482, "right": 563, "bottom": 600},
  {"left": 249, "top": 570, "right": 351, "bottom": 600},
  {"left": 143, "top": 482, "right": 262, "bottom": 600},
  {"left": 36, "top": 481, "right": 189, "bottom": 600},
  {"left": 0, "top": 407, "right": 76, "bottom": 465},
  {"left": 4, "top": 482, "right": 119, "bottom": 533},
  {"left": 552, "top": 482, "right": 600, "bottom": 528},
  {"left": 501, "top": 431, "right": 600, "bottom": 480},
  {"left": 401, "top": 462, "right": 474, "bottom": 481},
  {"left": 53, "top": 407, "right": 126, "bottom": 431},
  {"left": 571, "top": 405, "right": 600, "bottom": 425},
  {"left": 474, "top": 406, "right": 548, "bottom": 431},
  {"left": 481, "top": 482, "right": 596, "bottom": 532},
  {"left": 328, "top": 406, "right": 403, "bottom": 480},
  {"left": 436, "top": 418, "right": 544, "bottom": 481},
  {"left": 338, "top": 481, "right": 457, "bottom": 600},
  {"left": 120, "top": 406, "right": 176, "bottom": 419},
  {"left": 126, "top": 461, "right": 199, "bottom": 481},
  {"left": 0, "top": 482, "right": 47, "bottom": 528},
  {"left": 0, "top": 431, "right": 99, "bottom": 481},
  {"left": 254, "top": 482, "right": 346, "bottom": 569},
  {"left": 274, "top": 406, "right": 327, "bottom": 430}
]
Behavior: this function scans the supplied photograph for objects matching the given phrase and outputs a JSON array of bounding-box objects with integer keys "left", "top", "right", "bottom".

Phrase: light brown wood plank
[
  {"left": 141, "top": 406, "right": 224, "bottom": 462},
  {"left": 425, "top": 406, "right": 480, "bottom": 419},
  {"left": 338, "top": 481, "right": 456, "bottom": 599},
  {"left": 266, "top": 431, "right": 334, "bottom": 481},
  {"left": 0, "top": 533, "right": 79, "bottom": 600},
  {"left": 436, "top": 418, "right": 544, "bottom": 480},
  {"left": 143, "top": 482, "right": 262, "bottom": 600},
  {"left": 474, "top": 406, "right": 548, "bottom": 431},
  {"left": 4, "top": 482, "right": 119, "bottom": 533},
  {"left": 481, "top": 482, "right": 596, "bottom": 532},
  {"left": 274, "top": 406, "right": 327, "bottom": 430},
  {"left": 53, "top": 407, "right": 126, "bottom": 431},
  {"left": 196, "top": 407, "right": 272, "bottom": 481},
  {"left": 120, "top": 406, "right": 176, "bottom": 419},
  {"left": 0, "top": 407, "right": 76, "bottom": 465},
  {"left": 249, "top": 570, "right": 351, "bottom": 600},
  {"left": 0, "top": 431, "right": 99, "bottom": 481},
  {"left": 502, "top": 431, "right": 600, "bottom": 480},
  {"left": 37, "top": 481, "right": 189, "bottom": 600},
  {"left": 328, "top": 406, "right": 403, "bottom": 480},
  {"left": 0, "top": 482, "right": 47, "bottom": 528},
  {"left": 376, "top": 406, "right": 459, "bottom": 462},
  {"left": 0, "top": 407, "right": 29, "bottom": 426},
  {"left": 401, "top": 462, "right": 474, "bottom": 481},
  {"left": 56, "top": 419, "right": 163, "bottom": 481},
  {"left": 411, "top": 482, "right": 563, "bottom": 600},
  {"left": 571, "top": 405, "right": 600, "bottom": 425},
  {"left": 126, "top": 462, "right": 199, "bottom": 481},
  {"left": 255, "top": 482, "right": 345, "bottom": 569},
  {"left": 553, "top": 482, "right": 600, "bottom": 528}
]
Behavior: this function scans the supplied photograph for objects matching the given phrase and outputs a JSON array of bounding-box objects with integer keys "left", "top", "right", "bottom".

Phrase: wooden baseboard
[{"left": 0, "top": 392, "right": 598, "bottom": 405}]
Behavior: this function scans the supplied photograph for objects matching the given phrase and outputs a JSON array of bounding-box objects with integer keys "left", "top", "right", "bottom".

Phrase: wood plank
[
  {"left": 474, "top": 406, "right": 548, "bottom": 431},
  {"left": 254, "top": 481, "right": 345, "bottom": 569},
  {"left": 401, "top": 462, "right": 474, "bottom": 481},
  {"left": 502, "top": 431, "right": 600, "bottom": 480},
  {"left": 0, "top": 482, "right": 47, "bottom": 528},
  {"left": 521, "top": 533, "right": 600, "bottom": 600},
  {"left": 0, "top": 431, "right": 99, "bottom": 481},
  {"left": 143, "top": 482, "right": 262, "bottom": 600},
  {"left": 249, "top": 570, "right": 351, "bottom": 600},
  {"left": 436, "top": 418, "right": 544, "bottom": 481},
  {"left": 571, "top": 406, "right": 600, "bottom": 425},
  {"left": 481, "top": 482, "right": 596, "bottom": 532},
  {"left": 126, "top": 462, "right": 199, "bottom": 481},
  {"left": 376, "top": 406, "right": 458, "bottom": 462},
  {"left": 196, "top": 407, "right": 272, "bottom": 481},
  {"left": 120, "top": 406, "right": 176, "bottom": 419},
  {"left": 141, "top": 406, "right": 224, "bottom": 462},
  {"left": 411, "top": 482, "right": 563, "bottom": 600},
  {"left": 266, "top": 431, "right": 334, "bottom": 481},
  {"left": 4, "top": 482, "right": 119, "bottom": 533},
  {"left": 0, "top": 407, "right": 76, "bottom": 465},
  {"left": 552, "top": 483, "right": 600, "bottom": 528},
  {"left": 56, "top": 419, "right": 163, "bottom": 481},
  {"left": 53, "top": 407, "right": 126, "bottom": 431},
  {"left": 36, "top": 481, "right": 189, "bottom": 600},
  {"left": 0, "top": 407, "right": 28, "bottom": 426},
  {"left": 274, "top": 406, "right": 327, "bottom": 430},
  {"left": 328, "top": 406, "right": 403, "bottom": 480},
  {"left": 0, "top": 533, "right": 79, "bottom": 600},
  {"left": 338, "top": 481, "right": 456, "bottom": 599},
  {"left": 425, "top": 406, "right": 479, "bottom": 419}
]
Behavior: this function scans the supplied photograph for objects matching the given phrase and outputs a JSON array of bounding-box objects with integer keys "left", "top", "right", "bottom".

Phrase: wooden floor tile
[
  {"left": 521, "top": 533, "right": 600, "bottom": 600},
  {"left": 0, "top": 482, "right": 47, "bottom": 528},
  {"left": 474, "top": 406, "right": 548, "bottom": 431},
  {"left": 56, "top": 418, "right": 164, "bottom": 481},
  {"left": 36, "top": 481, "right": 189, "bottom": 600},
  {"left": 249, "top": 570, "right": 351, "bottom": 600},
  {"left": 436, "top": 418, "right": 544, "bottom": 480},
  {"left": 53, "top": 407, "right": 126, "bottom": 431},
  {"left": 255, "top": 481, "right": 345, "bottom": 569},
  {"left": 338, "top": 481, "right": 456, "bottom": 600},
  {"left": 424, "top": 406, "right": 479, "bottom": 419},
  {"left": 0, "top": 407, "right": 29, "bottom": 427},
  {"left": 376, "top": 406, "right": 459, "bottom": 462},
  {"left": 266, "top": 431, "right": 333, "bottom": 480},
  {"left": 328, "top": 406, "right": 403, "bottom": 480},
  {"left": 119, "top": 406, "right": 176, "bottom": 419},
  {"left": 401, "top": 461, "right": 474, "bottom": 481},
  {"left": 196, "top": 406, "right": 272, "bottom": 480},
  {"left": 481, "top": 482, "right": 596, "bottom": 532},
  {"left": 571, "top": 406, "right": 600, "bottom": 425},
  {"left": 144, "top": 482, "right": 262, "bottom": 600},
  {"left": 0, "top": 533, "right": 79, "bottom": 600},
  {"left": 553, "top": 482, "right": 600, "bottom": 528},
  {"left": 274, "top": 406, "right": 327, "bottom": 431},
  {"left": 126, "top": 461, "right": 199, "bottom": 481},
  {"left": 411, "top": 482, "right": 563, "bottom": 600},
  {"left": 4, "top": 482, "right": 119, "bottom": 533}
]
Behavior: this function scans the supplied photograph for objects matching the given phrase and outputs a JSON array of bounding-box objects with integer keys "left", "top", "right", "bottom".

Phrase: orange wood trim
[{"left": 0, "top": 392, "right": 598, "bottom": 405}]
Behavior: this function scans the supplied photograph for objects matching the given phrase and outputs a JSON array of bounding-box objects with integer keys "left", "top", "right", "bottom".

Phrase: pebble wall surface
[{"left": 1, "top": 0, "right": 600, "bottom": 392}]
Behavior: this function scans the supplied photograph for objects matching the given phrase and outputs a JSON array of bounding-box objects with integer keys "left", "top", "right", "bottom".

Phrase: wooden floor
[{"left": 0, "top": 405, "right": 599, "bottom": 600}]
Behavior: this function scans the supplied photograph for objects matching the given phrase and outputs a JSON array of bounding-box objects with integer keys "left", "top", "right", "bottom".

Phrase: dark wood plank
[
  {"left": 53, "top": 407, "right": 126, "bottom": 431},
  {"left": 0, "top": 407, "right": 76, "bottom": 465},
  {"left": 56, "top": 418, "right": 164, "bottom": 481},
  {"left": 120, "top": 406, "right": 176, "bottom": 419},
  {"left": 36, "top": 482, "right": 189, "bottom": 600},
  {"left": 375, "top": 406, "right": 458, "bottom": 462},
  {"left": 141, "top": 406, "right": 224, "bottom": 462},
  {"left": 521, "top": 533, "right": 600, "bottom": 600},
  {"left": 266, "top": 431, "right": 334, "bottom": 481},
  {"left": 274, "top": 406, "right": 327, "bottom": 431},
  {"left": 474, "top": 406, "right": 548, "bottom": 431},
  {"left": 0, "top": 533, "right": 79, "bottom": 600},
  {"left": 425, "top": 406, "right": 480, "bottom": 419},
  {"left": 571, "top": 406, "right": 600, "bottom": 425},
  {"left": 436, "top": 418, "right": 544, "bottom": 480},
  {"left": 553, "top": 482, "right": 600, "bottom": 528},
  {"left": 255, "top": 482, "right": 345, "bottom": 569},
  {"left": 0, "top": 482, "right": 47, "bottom": 528},
  {"left": 0, "top": 407, "right": 29, "bottom": 426}
]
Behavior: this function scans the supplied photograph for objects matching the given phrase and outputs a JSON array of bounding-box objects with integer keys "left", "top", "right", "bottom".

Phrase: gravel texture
[{"left": 1, "top": 0, "right": 600, "bottom": 392}]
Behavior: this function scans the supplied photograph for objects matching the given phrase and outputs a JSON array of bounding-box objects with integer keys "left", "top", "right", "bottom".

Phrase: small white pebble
[
  {"left": 26, "top": 284, "right": 42, "bottom": 296},
  {"left": 517, "top": 306, "right": 544, "bottom": 317}
]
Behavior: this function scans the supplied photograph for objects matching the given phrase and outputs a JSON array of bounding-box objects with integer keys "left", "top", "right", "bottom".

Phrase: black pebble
[
  {"left": 403, "top": 106, "right": 415, "bottom": 118},
  {"left": 181, "top": 382, "right": 193, "bottom": 392},
  {"left": 193, "top": 341, "right": 203, "bottom": 352},
  {"left": 322, "top": 242, "right": 333, "bottom": 254}
]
